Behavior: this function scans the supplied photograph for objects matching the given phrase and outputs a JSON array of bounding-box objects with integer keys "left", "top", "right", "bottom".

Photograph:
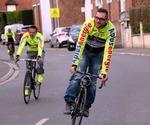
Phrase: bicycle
[
  {"left": 70, "top": 70, "right": 106, "bottom": 125},
  {"left": 17, "top": 58, "right": 41, "bottom": 104},
  {"left": 8, "top": 42, "right": 15, "bottom": 60}
]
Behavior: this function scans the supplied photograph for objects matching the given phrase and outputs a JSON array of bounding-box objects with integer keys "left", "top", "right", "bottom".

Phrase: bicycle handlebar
[
  {"left": 19, "top": 59, "right": 37, "bottom": 62},
  {"left": 76, "top": 71, "right": 101, "bottom": 79},
  {"left": 69, "top": 70, "right": 106, "bottom": 89}
]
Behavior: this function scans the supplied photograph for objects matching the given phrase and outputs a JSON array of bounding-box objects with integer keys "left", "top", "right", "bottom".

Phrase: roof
[{"left": 5, "top": 0, "right": 18, "bottom": 5}]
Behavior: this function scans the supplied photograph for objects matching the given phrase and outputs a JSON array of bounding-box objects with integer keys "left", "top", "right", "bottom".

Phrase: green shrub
[
  {"left": 3, "top": 9, "right": 33, "bottom": 25},
  {"left": 0, "top": 13, "right": 5, "bottom": 33},
  {"left": 130, "top": 6, "right": 150, "bottom": 34},
  {"left": 22, "top": 9, "right": 33, "bottom": 25}
]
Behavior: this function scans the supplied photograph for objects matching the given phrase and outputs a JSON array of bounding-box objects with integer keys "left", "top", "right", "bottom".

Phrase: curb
[
  {"left": 114, "top": 52, "right": 150, "bottom": 57},
  {"left": 0, "top": 61, "right": 19, "bottom": 85}
]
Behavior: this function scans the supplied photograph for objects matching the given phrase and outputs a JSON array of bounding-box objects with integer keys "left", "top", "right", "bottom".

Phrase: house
[
  {"left": 120, "top": 0, "right": 150, "bottom": 48},
  {"left": 31, "top": 0, "right": 150, "bottom": 47},
  {"left": 0, "top": 0, "right": 32, "bottom": 11}
]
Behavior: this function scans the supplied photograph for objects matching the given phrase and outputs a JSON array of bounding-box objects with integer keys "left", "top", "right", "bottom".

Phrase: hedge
[
  {"left": 0, "top": 9, "right": 33, "bottom": 33},
  {"left": 130, "top": 6, "right": 150, "bottom": 34},
  {"left": 0, "top": 13, "right": 6, "bottom": 33}
]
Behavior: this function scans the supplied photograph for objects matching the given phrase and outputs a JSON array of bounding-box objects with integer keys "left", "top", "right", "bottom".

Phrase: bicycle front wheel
[
  {"left": 23, "top": 71, "right": 32, "bottom": 104},
  {"left": 33, "top": 68, "right": 41, "bottom": 99},
  {"left": 71, "top": 87, "right": 87, "bottom": 125},
  {"left": 78, "top": 87, "right": 87, "bottom": 125}
]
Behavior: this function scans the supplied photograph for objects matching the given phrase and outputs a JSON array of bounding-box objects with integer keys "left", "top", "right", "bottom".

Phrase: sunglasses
[{"left": 94, "top": 16, "right": 106, "bottom": 21}]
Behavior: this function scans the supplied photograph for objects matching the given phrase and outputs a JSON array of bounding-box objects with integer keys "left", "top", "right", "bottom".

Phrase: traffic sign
[{"left": 51, "top": 8, "right": 60, "bottom": 18}]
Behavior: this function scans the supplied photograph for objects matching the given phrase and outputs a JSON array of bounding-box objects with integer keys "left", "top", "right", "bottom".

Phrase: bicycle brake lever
[
  {"left": 69, "top": 66, "right": 77, "bottom": 81},
  {"left": 69, "top": 74, "right": 74, "bottom": 81},
  {"left": 99, "top": 74, "right": 106, "bottom": 89}
]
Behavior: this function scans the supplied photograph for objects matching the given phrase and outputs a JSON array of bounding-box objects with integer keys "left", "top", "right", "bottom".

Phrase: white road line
[{"left": 35, "top": 118, "right": 49, "bottom": 125}]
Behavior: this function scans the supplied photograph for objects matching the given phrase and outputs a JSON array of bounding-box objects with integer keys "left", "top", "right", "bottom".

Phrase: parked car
[
  {"left": 18, "top": 25, "right": 32, "bottom": 41},
  {"left": 49, "top": 27, "right": 70, "bottom": 48},
  {"left": 67, "top": 24, "right": 82, "bottom": 51}
]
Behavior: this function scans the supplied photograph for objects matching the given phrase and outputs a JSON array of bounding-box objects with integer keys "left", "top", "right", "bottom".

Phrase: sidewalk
[
  {"left": 0, "top": 60, "right": 19, "bottom": 84},
  {"left": 114, "top": 48, "right": 150, "bottom": 57}
]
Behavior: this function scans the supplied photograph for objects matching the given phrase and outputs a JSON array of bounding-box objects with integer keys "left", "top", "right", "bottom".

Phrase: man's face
[
  {"left": 29, "top": 28, "right": 37, "bottom": 39},
  {"left": 94, "top": 12, "right": 108, "bottom": 29}
]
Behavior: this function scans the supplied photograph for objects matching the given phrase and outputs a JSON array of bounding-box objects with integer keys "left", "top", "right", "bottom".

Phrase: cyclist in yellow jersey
[
  {"left": 14, "top": 25, "right": 45, "bottom": 95},
  {"left": 64, "top": 8, "right": 116, "bottom": 117},
  {"left": 5, "top": 28, "right": 16, "bottom": 57}
]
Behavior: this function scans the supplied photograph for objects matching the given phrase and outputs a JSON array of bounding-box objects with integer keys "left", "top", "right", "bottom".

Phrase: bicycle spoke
[
  {"left": 71, "top": 88, "right": 87, "bottom": 125},
  {"left": 71, "top": 91, "right": 82, "bottom": 125},
  {"left": 78, "top": 88, "right": 87, "bottom": 125},
  {"left": 23, "top": 72, "right": 31, "bottom": 104},
  {"left": 33, "top": 66, "right": 41, "bottom": 99}
]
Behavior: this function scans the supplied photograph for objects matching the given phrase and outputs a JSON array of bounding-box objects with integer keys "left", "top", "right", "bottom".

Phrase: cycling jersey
[
  {"left": 5, "top": 31, "right": 16, "bottom": 42},
  {"left": 72, "top": 18, "right": 116, "bottom": 75},
  {"left": 16, "top": 32, "right": 44, "bottom": 57}
]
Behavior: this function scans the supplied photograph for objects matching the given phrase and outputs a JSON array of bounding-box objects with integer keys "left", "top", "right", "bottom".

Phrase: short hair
[
  {"left": 29, "top": 25, "right": 38, "bottom": 31},
  {"left": 8, "top": 28, "right": 11, "bottom": 31},
  {"left": 97, "top": 8, "right": 108, "bottom": 19}
]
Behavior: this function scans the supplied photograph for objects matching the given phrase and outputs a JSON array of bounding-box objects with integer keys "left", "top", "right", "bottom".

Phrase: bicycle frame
[
  {"left": 18, "top": 58, "right": 41, "bottom": 104},
  {"left": 20, "top": 58, "right": 37, "bottom": 88},
  {"left": 71, "top": 70, "right": 105, "bottom": 125}
]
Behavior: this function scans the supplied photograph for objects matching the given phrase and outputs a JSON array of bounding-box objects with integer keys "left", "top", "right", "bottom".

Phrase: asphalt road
[{"left": 0, "top": 43, "right": 150, "bottom": 125}]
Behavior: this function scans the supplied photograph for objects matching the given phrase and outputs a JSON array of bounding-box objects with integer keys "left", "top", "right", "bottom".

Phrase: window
[
  {"left": 107, "top": 0, "right": 112, "bottom": 3},
  {"left": 95, "top": 0, "right": 103, "bottom": 8},
  {"left": 7, "top": 5, "right": 16, "bottom": 11},
  {"left": 120, "top": 0, "right": 125, "bottom": 12}
]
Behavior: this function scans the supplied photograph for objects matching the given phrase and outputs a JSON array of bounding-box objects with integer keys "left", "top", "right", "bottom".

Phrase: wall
[
  {"left": 56, "top": 0, "right": 85, "bottom": 27},
  {"left": 101, "top": 0, "right": 121, "bottom": 46},
  {"left": 124, "top": 25, "right": 150, "bottom": 48},
  {"left": 16, "top": 0, "right": 32, "bottom": 10},
  {"left": 31, "top": 0, "right": 42, "bottom": 33},
  {"left": 0, "top": 0, "right": 7, "bottom": 11}
]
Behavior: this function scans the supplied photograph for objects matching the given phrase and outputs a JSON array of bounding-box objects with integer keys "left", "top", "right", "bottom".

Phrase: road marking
[
  {"left": 0, "top": 61, "right": 19, "bottom": 86},
  {"left": 35, "top": 118, "right": 49, "bottom": 125}
]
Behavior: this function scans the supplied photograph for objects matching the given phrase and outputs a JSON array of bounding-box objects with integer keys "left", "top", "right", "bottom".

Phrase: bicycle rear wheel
[
  {"left": 23, "top": 71, "right": 32, "bottom": 104},
  {"left": 9, "top": 44, "right": 14, "bottom": 60},
  {"left": 33, "top": 67, "right": 41, "bottom": 99},
  {"left": 10, "top": 54, "right": 14, "bottom": 60},
  {"left": 71, "top": 87, "right": 87, "bottom": 125}
]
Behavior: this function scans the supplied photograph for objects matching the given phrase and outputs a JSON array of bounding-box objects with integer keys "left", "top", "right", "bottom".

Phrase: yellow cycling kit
[
  {"left": 5, "top": 31, "right": 16, "bottom": 42},
  {"left": 16, "top": 32, "right": 44, "bottom": 57},
  {"left": 72, "top": 18, "right": 116, "bottom": 75}
]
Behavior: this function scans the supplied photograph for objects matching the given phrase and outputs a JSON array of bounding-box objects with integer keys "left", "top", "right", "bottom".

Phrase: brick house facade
[
  {"left": 31, "top": 0, "right": 42, "bottom": 33},
  {"left": 52, "top": 0, "right": 85, "bottom": 27},
  {"left": 0, "top": 0, "right": 32, "bottom": 11},
  {"left": 31, "top": 0, "right": 150, "bottom": 43},
  {"left": 101, "top": 0, "right": 121, "bottom": 45}
]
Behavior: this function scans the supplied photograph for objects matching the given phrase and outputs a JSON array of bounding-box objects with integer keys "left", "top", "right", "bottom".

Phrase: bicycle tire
[
  {"left": 23, "top": 71, "right": 32, "bottom": 104},
  {"left": 71, "top": 91, "right": 81, "bottom": 125},
  {"left": 9, "top": 44, "right": 14, "bottom": 60},
  {"left": 71, "top": 87, "right": 87, "bottom": 125},
  {"left": 78, "top": 87, "right": 87, "bottom": 125},
  {"left": 10, "top": 54, "right": 14, "bottom": 60},
  {"left": 33, "top": 67, "right": 41, "bottom": 99}
]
